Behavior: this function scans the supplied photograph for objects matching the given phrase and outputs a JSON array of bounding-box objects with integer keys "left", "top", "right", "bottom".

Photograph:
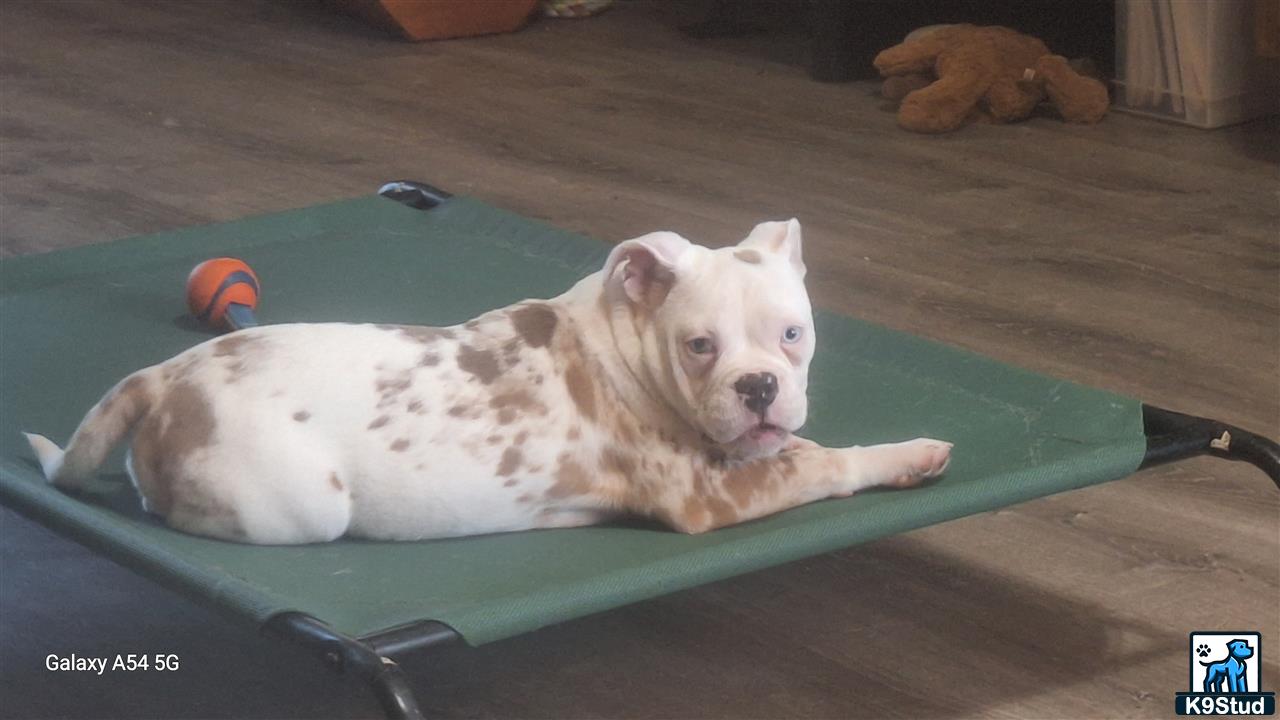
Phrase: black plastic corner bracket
[
  {"left": 264, "top": 612, "right": 447, "bottom": 720},
  {"left": 1140, "top": 404, "right": 1280, "bottom": 488},
  {"left": 378, "top": 181, "right": 452, "bottom": 210}
]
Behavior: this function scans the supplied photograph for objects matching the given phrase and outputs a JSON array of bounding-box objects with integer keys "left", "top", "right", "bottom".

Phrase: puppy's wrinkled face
[{"left": 605, "top": 220, "right": 814, "bottom": 461}]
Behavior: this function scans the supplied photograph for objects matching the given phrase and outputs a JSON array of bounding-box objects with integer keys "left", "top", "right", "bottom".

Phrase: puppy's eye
[
  {"left": 686, "top": 337, "right": 716, "bottom": 355},
  {"left": 782, "top": 326, "right": 804, "bottom": 344}
]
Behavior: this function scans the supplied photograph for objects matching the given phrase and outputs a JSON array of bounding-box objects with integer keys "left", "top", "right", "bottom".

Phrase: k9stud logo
[{"left": 1176, "top": 632, "right": 1275, "bottom": 716}]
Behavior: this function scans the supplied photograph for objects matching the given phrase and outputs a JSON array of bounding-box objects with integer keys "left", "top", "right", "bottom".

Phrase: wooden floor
[{"left": 1, "top": 2, "right": 1276, "bottom": 718}]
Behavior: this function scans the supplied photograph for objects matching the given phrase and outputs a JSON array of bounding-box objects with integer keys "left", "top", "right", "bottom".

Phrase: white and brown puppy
[{"left": 24, "top": 220, "right": 951, "bottom": 544}]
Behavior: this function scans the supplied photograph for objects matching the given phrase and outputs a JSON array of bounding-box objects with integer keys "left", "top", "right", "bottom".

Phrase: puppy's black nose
[{"left": 735, "top": 372, "right": 778, "bottom": 414}]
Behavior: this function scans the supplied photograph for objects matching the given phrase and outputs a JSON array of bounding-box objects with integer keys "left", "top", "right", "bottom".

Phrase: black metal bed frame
[{"left": 164, "top": 181, "right": 1280, "bottom": 718}]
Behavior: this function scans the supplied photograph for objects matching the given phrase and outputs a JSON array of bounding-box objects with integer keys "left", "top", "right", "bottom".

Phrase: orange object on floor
[{"left": 335, "top": 0, "right": 538, "bottom": 41}]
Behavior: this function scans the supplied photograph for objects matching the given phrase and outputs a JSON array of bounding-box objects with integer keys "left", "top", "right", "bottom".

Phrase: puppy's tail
[{"left": 23, "top": 368, "right": 159, "bottom": 488}]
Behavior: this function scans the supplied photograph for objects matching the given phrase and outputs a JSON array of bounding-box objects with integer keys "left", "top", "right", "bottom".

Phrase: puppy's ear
[
  {"left": 603, "top": 231, "right": 689, "bottom": 305},
  {"left": 740, "top": 218, "right": 804, "bottom": 278}
]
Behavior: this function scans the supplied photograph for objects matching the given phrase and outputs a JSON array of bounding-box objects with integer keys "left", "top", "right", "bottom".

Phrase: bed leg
[
  {"left": 1141, "top": 404, "right": 1280, "bottom": 488},
  {"left": 366, "top": 659, "right": 424, "bottom": 720},
  {"left": 265, "top": 612, "right": 426, "bottom": 720}
]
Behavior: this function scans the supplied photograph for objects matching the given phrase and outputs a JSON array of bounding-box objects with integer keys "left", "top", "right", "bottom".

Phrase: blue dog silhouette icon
[{"left": 1202, "top": 639, "right": 1254, "bottom": 693}]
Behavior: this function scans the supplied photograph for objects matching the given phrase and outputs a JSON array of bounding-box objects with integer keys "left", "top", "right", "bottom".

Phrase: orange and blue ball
[{"left": 186, "top": 258, "right": 259, "bottom": 331}]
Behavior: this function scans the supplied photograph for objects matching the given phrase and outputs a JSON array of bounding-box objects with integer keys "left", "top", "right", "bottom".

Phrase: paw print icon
[{"left": 1196, "top": 643, "right": 1212, "bottom": 658}]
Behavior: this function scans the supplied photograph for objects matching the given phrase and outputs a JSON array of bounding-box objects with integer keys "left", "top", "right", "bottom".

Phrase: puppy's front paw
[{"left": 885, "top": 438, "right": 952, "bottom": 487}]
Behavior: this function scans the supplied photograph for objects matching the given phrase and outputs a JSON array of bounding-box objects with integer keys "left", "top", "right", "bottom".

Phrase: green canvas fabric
[{"left": 0, "top": 195, "right": 1147, "bottom": 645}]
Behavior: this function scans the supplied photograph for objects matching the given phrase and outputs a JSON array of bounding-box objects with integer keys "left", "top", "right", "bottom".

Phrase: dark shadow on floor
[
  {"left": 410, "top": 534, "right": 1182, "bottom": 719},
  {"left": 0, "top": 505, "right": 1183, "bottom": 719},
  {"left": 0, "top": 506, "right": 379, "bottom": 719},
  {"left": 1224, "top": 115, "right": 1280, "bottom": 166},
  {"left": 646, "top": 0, "right": 1115, "bottom": 82}
]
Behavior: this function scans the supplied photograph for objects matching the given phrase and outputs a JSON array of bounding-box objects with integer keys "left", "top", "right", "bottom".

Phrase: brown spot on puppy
[
  {"left": 510, "top": 303, "right": 558, "bottom": 348},
  {"left": 375, "top": 376, "right": 412, "bottom": 410},
  {"left": 406, "top": 400, "right": 425, "bottom": 414},
  {"left": 376, "top": 376, "right": 412, "bottom": 396},
  {"left": 677, "top": 498, "right": 711, "bottom": 533},
  {"left": 225, "top": 360, "right": 247, "bottom": 382},
  {"left": 130, "top": 381, "right": 217, "bottom": 516},
  {"left": 614, "top": 418, "right": 638, "bottom": 445},
  {"left": 390, "top": 438, "right": 410, "bottom": 452},
  {"left": 601, "top": 448, "right": 636, "bottom": 478},
  {"left": 734, "top": 249, "right": 763, "bottom": 264},
  {"left": 497, "top": 448, "right": 522, "bottom": 476},
  {"left": 547, "top": 455, "right": 592, "bottom": 499},
  {"left": 420, "top": 352, "right": 440, "bottom": 367},
  {"left": 684, "top": 468, "right": 739, "bottom": 530},
  {"left": 721, "top": 455, "right": 794, "bottom": 507},
  {"left": 293, "top": 410, "right": 311, "bottom": 422},
  {"left": 487, "top": 434, "right": 503, "bottom": 445},
  {"left": 708, "top": 496, "right": 738, "bottom": 527},
  {"left": 489, "top": 390, "right": 547, "bottom": 417},
  {"left": 163, "top": 355, "right": 202, "bottom": 383},
  {"left": 448, "top": 405, "right": 468, "bottom": 417},
  {"left": 567, "top": 426, "right": 581, "bottom": 441},
  {"left": 213, "top": 333, "right": 257, "bottom": 357},
  {"left": 368, "top": 415, "right": 391, "bottom": 430},
  {"left": 98, "top": 374, "right": 147, "bottom": 417},
  {"left": 563, "top": 362, "right": 596, "bottom": 421},
  {"left": 496, "top": 408, "right": 517, "bottom": 425},
  {"left": 503, "top": 478, "right": 519, "bottom": 487},
  {"left": 722, "top": 461, "right": 766, "bottom": 507},
  {"left": 456, "top": 345, "right": 501, "bottom": 384},
  {"left": 329, "top": 473, "right": 344, "bottom": 491},
  {"left": 501, "top": 339, "right": 521, "bottom": 363},
  {"left": 514, "top": 431, "right": 529, "bottom": 446}
]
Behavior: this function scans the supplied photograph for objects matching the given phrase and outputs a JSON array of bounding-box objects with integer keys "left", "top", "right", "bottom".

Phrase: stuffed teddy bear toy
[{"left": 874, "top": 24, "right": 1110, "bottom": 133}]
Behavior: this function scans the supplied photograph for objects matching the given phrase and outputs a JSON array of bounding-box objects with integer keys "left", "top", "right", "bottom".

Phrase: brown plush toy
[{"left": 874, "top": 24, "right": 1110, "bottom": 133}]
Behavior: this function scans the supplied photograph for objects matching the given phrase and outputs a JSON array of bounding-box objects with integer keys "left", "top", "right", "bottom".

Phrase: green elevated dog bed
[{"left": 2, "top": 182, "right": 1275, "bottom": 719}]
